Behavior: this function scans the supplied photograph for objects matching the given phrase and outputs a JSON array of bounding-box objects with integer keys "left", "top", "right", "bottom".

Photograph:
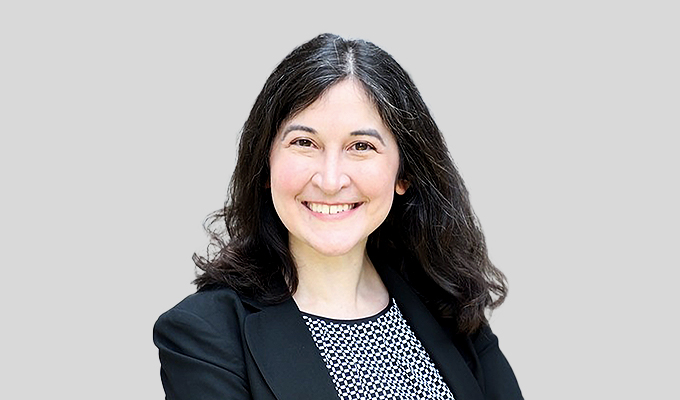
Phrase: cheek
[
  {"left": 354, "top": 157, "right": 401, "bottom": 193},
  {"left": 270, "top": 155, "right": 309, "bottom": 196}
]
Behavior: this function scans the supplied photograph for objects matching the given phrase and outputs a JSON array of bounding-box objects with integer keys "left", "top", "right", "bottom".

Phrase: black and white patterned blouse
[{"left": 301, "top": 299, "right": 455, "bottom": 400}]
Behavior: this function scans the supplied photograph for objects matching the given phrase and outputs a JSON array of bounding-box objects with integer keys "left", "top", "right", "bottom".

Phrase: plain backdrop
[{"left": 1, "top": 1, "right": 678, "bottom": 398}]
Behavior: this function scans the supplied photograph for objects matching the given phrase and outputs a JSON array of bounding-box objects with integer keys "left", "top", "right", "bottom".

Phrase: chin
[{"left": 306, "top": 237, "right": 366, "bottom": 258}]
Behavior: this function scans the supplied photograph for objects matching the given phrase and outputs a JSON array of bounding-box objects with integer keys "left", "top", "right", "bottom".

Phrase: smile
[{"left": 303, "top": 202, "right": 361, "bottom": 215}]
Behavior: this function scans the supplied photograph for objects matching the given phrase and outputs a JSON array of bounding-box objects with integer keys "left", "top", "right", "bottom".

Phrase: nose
[{"left": 311, "top": 152, "right": 351, "bottom": 194}]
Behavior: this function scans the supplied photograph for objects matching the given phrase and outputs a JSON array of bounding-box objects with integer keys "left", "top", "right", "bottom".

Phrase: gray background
[{"left": 1, "top": 1, "right": 678, "bottom": 398}]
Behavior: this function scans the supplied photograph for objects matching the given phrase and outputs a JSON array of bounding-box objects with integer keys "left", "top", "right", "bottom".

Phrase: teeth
[{"left": 307, "top": 202, "right": 354, "bottom": 215}]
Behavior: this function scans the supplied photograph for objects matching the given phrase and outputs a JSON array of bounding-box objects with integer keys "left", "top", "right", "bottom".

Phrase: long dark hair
[{"left": 194, "top": 33, "right": 507, "bottom": 334}]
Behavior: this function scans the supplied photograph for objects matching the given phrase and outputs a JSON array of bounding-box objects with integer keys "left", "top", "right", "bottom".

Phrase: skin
[{"left": 269, "top": 79, "right": 407, "bottom": 319}]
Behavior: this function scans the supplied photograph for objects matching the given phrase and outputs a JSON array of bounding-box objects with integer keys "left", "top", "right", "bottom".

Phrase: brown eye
[
  {"left": 293, "top": 138, "right": 314, "bottom": 147},
  {"left": 352, "top": 142, "right": 375, "bottom": 151}
]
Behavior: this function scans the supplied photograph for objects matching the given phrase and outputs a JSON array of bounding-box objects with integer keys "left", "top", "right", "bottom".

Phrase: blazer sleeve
[
  {"left": 153, "top": 307, "right": 250, "bottom": 400},
  {"left": 472, "top": 325, "right": 524, "bottom": 400}
]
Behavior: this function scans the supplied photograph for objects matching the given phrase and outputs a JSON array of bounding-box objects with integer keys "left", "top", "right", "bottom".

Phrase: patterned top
[{"left": 301, "top": 299, "right": 455, "bottom": 400}]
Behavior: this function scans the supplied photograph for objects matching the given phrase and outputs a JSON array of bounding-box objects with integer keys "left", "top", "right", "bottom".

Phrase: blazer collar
[
  {"left": 243, "top": 297, "right": 340, "bottom": 400},
  {"left": 243, "top": 266, "right": 484, "bottom": 400}
]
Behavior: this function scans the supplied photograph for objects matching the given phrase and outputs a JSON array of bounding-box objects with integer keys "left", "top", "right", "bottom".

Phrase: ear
[{"left": 395, "top": 179, "right": 409, "bottom": 195}]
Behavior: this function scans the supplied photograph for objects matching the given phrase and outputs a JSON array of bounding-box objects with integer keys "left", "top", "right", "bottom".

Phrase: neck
[{"left": 290, "top": 241, "right": 388, "bottom": 319}]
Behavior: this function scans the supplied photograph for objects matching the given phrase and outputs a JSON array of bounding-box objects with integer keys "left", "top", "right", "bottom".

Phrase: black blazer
[{"left": 153, "top": 267, "right": 523, "bottom": 400}]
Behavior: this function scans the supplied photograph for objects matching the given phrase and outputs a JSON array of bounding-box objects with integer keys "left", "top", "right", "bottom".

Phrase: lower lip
[{"left": 302, "top": 202, "right": 362, "bottom": 220}]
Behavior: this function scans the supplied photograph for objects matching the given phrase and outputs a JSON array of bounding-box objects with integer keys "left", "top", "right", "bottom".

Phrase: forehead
[{"left": 282, "top": 79, "right": 387, "bottom": 132}]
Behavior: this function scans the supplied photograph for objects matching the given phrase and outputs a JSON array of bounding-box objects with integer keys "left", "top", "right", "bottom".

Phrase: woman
[{"left": 154, "top": 33, "right": 523, "bottom": 400}]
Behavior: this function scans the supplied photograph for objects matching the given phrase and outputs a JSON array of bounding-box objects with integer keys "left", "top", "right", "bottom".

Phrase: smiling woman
[
  {"left": 154, "top": 33, "right": 523, "bottom": 400},
  {"left": 270, "top": 80, "right": 405, "bottom": 263}
]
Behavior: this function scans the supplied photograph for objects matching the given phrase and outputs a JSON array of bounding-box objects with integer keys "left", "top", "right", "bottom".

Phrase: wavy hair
[{"left": 193, "top": 33, "right": 507, "bottom": 334}]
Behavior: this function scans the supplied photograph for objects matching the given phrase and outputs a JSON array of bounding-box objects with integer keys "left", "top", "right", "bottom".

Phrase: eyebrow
[
  {"left": 350, "top": 129, "right": 385, "bottom": 146},
  {"left": 281, "top": 124, "right": 317, "bottom": 139},
  {"left": 281, "top": 124, "right": 386, "bottom": 146}
]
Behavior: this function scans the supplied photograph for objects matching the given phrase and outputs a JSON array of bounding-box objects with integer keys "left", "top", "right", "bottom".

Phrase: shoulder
[
  {"left": 466, "top": 325, "right": 524, "bottom": 399},
  {"left": 153, "top": 288, "right": 253, "bottom": 381},
  {"left": 153, "top": 287, "right": 255, "bottom": 360},
  {"left": 160, "top": 287, "right": 246, "bottom": 317},
  {"left": 153, "top": 288, "right": 257, "bottom": 398},
  {"left": 469, "top": 324, "right": 500, "bottom": 355}
]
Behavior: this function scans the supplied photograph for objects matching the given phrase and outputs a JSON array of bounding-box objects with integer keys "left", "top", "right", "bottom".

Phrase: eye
[
  {"left": 291, "top": 138, "right": 314, "bottom": 147},
  {"left": 351, "top": 141, "right": 376, "bottom": 152}
]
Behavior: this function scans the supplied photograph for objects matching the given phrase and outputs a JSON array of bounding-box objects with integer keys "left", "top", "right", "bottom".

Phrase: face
[{"left": 269, "top": 79, "right": 406, "bottom": 259}]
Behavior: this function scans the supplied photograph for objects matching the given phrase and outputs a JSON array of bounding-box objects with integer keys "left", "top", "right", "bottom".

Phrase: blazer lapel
[
  {"left": 243, "top": 298, "right": 340, "bottom": 400},
  {"left": 379, "top": 266, "right": 485, "bottom": 400}
]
